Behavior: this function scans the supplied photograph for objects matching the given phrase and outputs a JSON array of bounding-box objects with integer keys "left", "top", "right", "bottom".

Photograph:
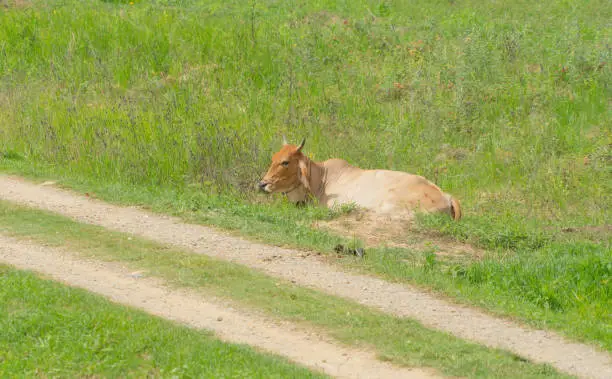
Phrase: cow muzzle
[{"left": 258, "top": 181, "right": 271, "bottom": 192}]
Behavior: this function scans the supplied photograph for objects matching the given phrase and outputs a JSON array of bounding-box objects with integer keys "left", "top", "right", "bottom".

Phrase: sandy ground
[
  {"left": 0, "top": 235, "right": 437, "bottom": 379},
  {"left": 0, "top": 175, "right": 610, "bottom": 379}
]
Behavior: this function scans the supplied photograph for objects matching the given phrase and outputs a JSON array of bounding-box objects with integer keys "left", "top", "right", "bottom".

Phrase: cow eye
[{"left": 281, "top": 161, "right": 289, "bottom": 167}]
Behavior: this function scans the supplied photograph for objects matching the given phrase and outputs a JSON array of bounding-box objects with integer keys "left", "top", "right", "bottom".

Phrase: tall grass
[
  {"left": 0, "top": 0, "right": 610, "bottom": 347},
  {"left": 1, "top": 0, "right": 609, "bottom": 215}
]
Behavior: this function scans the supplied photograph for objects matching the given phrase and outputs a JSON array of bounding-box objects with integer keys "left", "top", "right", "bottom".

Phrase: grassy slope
[
  {"left": 0, "top": 201, "right": 569, "bottom": 379},
  {"left": 0, "top": 265, "right": 325, "bottom": 378},
  {"left": 0, "top": 0, "right": 610, "bottom": 348}
]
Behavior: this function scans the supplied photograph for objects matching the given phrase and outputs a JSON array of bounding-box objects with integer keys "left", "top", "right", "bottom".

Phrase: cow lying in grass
[{"left": 258, "top": 138, "right": 462, "bottom": 221}]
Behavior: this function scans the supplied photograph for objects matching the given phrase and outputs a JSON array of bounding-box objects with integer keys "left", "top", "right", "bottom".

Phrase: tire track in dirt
[
  {"left": 1, "top": 175, "right": 610, "bottom": 379},
  {"left": 0, "top": 235, "right": 437, "bottom": 379}
]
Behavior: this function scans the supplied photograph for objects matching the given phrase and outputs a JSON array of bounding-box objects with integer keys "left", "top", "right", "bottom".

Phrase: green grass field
[
  {"left": 0, "top": 0, "right": 610, "bottom": 350},
  {"left": 0, "top": 265, "right": 325, "bottom": 378},
  {"left": 0, "top": 201, "right": 568, "bottom": 378}
]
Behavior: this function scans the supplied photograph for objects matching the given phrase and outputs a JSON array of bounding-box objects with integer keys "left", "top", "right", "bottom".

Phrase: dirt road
[
  {"left": 1, "top": 175, "right": 610, "bottom": 379},
  {"left": 0, "top": 235, "right": 437, "bottom": 379}
]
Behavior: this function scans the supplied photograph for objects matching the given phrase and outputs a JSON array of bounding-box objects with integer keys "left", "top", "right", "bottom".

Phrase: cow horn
[
  {"left": 297, "top": 138, "right": 305, "bottom": 151},
  {"left": 282, "top": 135, "right": 288, "bottom": 145}
]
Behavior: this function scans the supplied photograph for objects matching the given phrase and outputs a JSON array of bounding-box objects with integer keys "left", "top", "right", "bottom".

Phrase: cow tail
[{"left": 449, "top": 196, "right": 462, "bottom": 221}]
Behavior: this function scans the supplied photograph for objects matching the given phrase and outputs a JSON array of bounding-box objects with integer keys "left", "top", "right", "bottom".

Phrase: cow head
[{"left": 258, "top": 137, "right": 311, "bottom": 198}]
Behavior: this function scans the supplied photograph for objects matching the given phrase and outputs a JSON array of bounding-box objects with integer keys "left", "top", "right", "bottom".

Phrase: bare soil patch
[
  {"left": 559, "top": 225, "right": 612, "bottom": 241},
  {"left": 314, "top": 211, "right": 483, "bottom": 259},
  {"left": 1, "top": 0, "right": 32, "bottom": 8},
  {"left": 0, "top": 175, "right": 610, "bottom": 379},
  {"left": 0, "top": 235, "right": 436, "bottom": 379}
]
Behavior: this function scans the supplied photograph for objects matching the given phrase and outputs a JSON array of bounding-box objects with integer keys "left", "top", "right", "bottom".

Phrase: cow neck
[{"left": 305, "top": 157, "right": 327, "bottom": 201}]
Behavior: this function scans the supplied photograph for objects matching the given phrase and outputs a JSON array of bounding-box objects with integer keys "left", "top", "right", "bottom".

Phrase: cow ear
[
  {"left": 297, "top": 138, "right": 305, "bottom": 152},
  {"left": 298, "top": 158, "right": 311, "bottom": 192}
]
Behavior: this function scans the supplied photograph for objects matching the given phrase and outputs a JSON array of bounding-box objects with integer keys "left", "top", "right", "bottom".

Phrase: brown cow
[{"left": 258, "top": 138, "right": 461, "bottom": 220}]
